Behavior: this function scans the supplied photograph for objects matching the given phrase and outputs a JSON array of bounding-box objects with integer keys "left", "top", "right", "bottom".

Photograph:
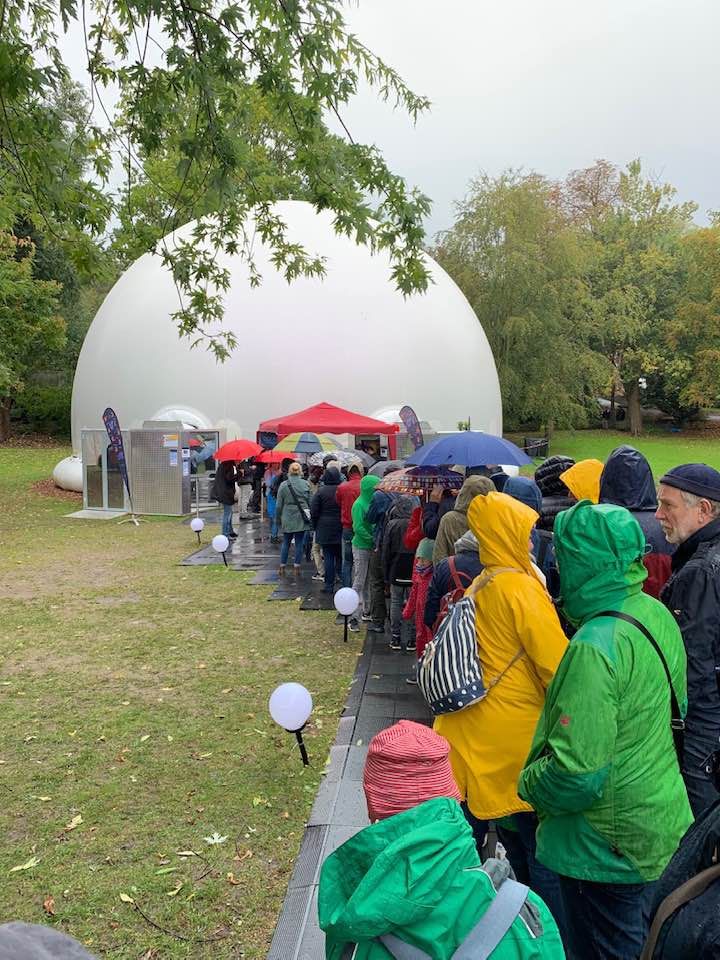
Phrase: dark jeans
[
  {"left": 322, "top": 543, "right": 342, "bottom": 592},
  {"left": 558, "top": 875, "right": 656, "bottom": 960},
  {"left": 496, "top": 813, "right": 567, "bottom": 942},
  {"left": 368, "top": 549, "right": 387, "bottom": 625},
  {"left": 280, "top": 531, "right": 306, "bottom": 566},
  {"left": 341, "top": 529, "right": 354, "bottom": 587},
  {"left": 221, "top": 502, "right": 234, "bottom": 537},
  {"left": 682, "top": 728, "right": 720, "bottom": 818}
]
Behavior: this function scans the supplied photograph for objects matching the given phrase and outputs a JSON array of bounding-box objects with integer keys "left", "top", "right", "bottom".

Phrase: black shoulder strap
[
  {"left": 594, "top": 610, "right": 684, "bottom": 740},
  {"left": 287, "top": 479, "right": 306, "bottom": 513}
]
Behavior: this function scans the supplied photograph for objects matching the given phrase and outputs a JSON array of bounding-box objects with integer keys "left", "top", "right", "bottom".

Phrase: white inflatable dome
[{"left": 70, "top": 201, "right": 502, "bottom": 452}]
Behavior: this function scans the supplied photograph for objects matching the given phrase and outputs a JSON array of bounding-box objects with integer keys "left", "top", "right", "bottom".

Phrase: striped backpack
[{"left": 418, "top": 567, "right": 523, "bottom": 716}]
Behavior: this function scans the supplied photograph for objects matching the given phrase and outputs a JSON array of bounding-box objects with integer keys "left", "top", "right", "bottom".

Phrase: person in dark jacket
[
  {"left": 365, "top": 468, "right": 401, "bottom": 633},
  {"left": 211, "top": 460, "right": 238, "bottom": 538},
  {"left": 598, "top": 445, "right": 675, "bottom": 599},
  {"left": 421, "top": 486, "right": 457, "bottom": 540},
  {"left": 657, "top": 463, "right": 720, "bottom": 816},
  {"left": 381, "top": 496, "right": 418, "bottom": 650},
  {"left": 424, "top": 530, "right": 483, "bottom": 630},
  {"left": 535, "top": 456, "right": 576, "bottom": 532},
  {"left": 311, "top": 466, "right": 343, "bottom": 593}
]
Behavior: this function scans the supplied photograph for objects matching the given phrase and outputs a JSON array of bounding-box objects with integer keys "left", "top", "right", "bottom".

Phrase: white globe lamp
[
  {"left": 334, "top": 587, "right": 360, "bottom": 642},
  {"left": 212, "top": 533, "right": 229, "bottom": 566},
  {"left": 190, "top": 516, "right": 205, "bottom": 544},
  {"left": 269, "top": 682, "right": 313, "bottom": 765}
]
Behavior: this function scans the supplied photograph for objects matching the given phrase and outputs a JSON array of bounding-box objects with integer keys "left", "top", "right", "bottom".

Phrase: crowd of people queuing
[{"left": 303, "top": 445, "right": 720, "bottom": 959}]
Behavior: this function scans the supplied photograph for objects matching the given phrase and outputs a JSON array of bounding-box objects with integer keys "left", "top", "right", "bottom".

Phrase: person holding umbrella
[{"left": 211, "top": 459, "right": 238, "bottom": 540}]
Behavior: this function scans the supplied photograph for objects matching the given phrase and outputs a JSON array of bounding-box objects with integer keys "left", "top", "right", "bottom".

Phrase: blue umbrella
[{"left": 406, "top": 432, "right": 532, "bottom": 468}]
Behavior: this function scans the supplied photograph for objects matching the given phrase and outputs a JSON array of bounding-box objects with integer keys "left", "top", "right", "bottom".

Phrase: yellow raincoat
[
  {"left": 559, "top": 459, "right": 603, "bottom": 504},
  {"left": 435, "top": 492, "right": 568, "bottom": 820}
]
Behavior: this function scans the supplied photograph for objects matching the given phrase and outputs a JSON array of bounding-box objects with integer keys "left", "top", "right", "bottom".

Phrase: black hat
[{"left": 659, "top": 463, "right": 720, "bottom": 501}]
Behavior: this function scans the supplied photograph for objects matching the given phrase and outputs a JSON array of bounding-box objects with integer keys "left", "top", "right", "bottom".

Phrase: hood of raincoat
[
  {"left": 554, "top": 500, "right": 648, "bottom": 625},
  {"left": 357, "top": 473, "right": 380, "bottom": 506},
  {"left": 599, "top": 445, "right": 658, "bottom": 511},
  {"left": 318, "top": 798, "right": 479, "bottom": 945},
  {"left": 322, "top": 466, "right": 342, "bottom": 486},
  {"left": 504, "top": 476, "right": 543, "bottom": 514},
  {"left": 454, "top": 530, "right": 479, "bottom": 554},
  {"left": 386, "top": 495, "right": 419, "bottom": 522},
  {"left": 454, "top": 475, "right": 495, "bottom": 514},
  {"left": 559, "top": 459, "right": 603, "bottom": 503},
  {"left": 467, "top": 490, "right": 537, "bottom": 573}
]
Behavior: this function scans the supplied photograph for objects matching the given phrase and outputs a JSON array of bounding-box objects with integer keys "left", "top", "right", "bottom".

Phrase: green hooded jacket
[
  {"left": 352, "top": 474, "right": 381, "bottom": 550},
  {"left": 518, "top": 501, "right": 693, "bottom": 883},
  {"left": 318, "top": 797, "right": 564, "bottom": 959}
]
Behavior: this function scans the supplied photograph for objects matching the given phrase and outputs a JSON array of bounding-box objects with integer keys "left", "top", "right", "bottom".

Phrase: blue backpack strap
[
  {"left": 376, "top": 878, "right": 528, "bottom": 960},
  {"left": 451, "top": 877, "right": 529, "bottom": 960},
  {"left": 378, "top": 934, "right": 432, "bottom": 959}
]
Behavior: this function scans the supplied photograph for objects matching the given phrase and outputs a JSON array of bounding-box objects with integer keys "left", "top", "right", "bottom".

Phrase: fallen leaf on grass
[
  {"left": 176, "top": 850, "right": 197, "bottom": 857},
  {"left": 280, "top": 811, "right": 290, "bottom": 819},
  {"left": 43, "top": 895, "right": 55, "bottom": 916},
  {"left": 194, "top": 752, "right": 213, "bottom": 760},
  {"left": 64, "top": 815, "right": 83, "bottom": 832},
  {"left": 139, "top": 735, "right": 150, "bottom": 743},
  {"left": 226, "top": 872, "right": 240, "bottom": 885},
  {"left": 203, "top": 832, "right": 228, "bottom": 846},
  {"left": 10, "top": 856, "right": 41, "bottom": 873},
  {"left": 119, "top": 893, "right": 135, "bottom": 904},
  {"left": 155, "top": 866, "right": 177, "bottom": 875},
  {"left": 166, "top": 881, "right": 183, "bottom": 897},
  {"left": 31, "top": 796, "right": 52, "bottom": 802},
  {"left": 233, "top": 849, "right": 253, "bottom": 862}
]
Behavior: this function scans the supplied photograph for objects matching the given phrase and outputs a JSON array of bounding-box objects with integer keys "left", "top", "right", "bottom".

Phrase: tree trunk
[
  {"left": 609, "top": 382, "right": 617, "bottom": 429},
  {"left": 0, "top": 400, "right": 11, "bottom": 442},
  {"left": 626, "top": 381, "right": 643, "bottom": 437},
  {"left": 545, "top": 419, "right": 555, "bottom": 442}
]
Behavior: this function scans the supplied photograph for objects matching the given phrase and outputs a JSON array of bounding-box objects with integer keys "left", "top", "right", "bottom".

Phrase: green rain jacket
[
  {"left": 519, "top": 501, "right": 693, "bottom": 883},
  {"left": 318, "top": 797, "right": 564, "bottom": 959},
  {"left": 351, "top": 474, "right": 380, "bottom": 550}
]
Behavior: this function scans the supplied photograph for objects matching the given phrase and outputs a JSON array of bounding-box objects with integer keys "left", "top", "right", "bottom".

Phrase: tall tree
[
  {"left": 1, "top": 0, "right": 432, "bottom": 359},
  {"left": 575, "top": 160, "right": 695, "bottom": 434},
  {"left": 433, "top": 171, "right": 609, "bottom": 431},
  {"left": 0, "top": 234, "right": 64, "bottom": 439}
]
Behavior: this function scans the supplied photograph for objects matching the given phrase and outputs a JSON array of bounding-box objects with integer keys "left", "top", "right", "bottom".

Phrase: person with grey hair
[{"left": 657, "top": 463, "right": 720, "bottom": 815}]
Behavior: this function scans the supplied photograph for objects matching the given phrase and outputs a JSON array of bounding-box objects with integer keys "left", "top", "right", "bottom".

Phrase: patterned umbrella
[
  {"left": 377, "top": 466, "right": 465, "bottom": 495},
  {"left": 308, "top": 448, "right": 371, "bottom": 469},
  {"left": 273, "top": 432, "right": 337, "bottom": 454}
]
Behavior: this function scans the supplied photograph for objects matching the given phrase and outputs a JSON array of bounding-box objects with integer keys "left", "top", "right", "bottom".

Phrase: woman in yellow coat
[{"left": 434, "top": 490, "right": 568, "bottom": 931}]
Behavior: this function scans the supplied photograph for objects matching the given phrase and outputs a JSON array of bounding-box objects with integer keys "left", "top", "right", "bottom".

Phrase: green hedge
[{"left": 12, "top": 385, "right": 72, "bottom": 436}]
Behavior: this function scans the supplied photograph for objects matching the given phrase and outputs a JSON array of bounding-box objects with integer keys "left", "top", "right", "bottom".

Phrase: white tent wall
[{"left": 69, "top": 202, "right": 502, "bottom": 459}]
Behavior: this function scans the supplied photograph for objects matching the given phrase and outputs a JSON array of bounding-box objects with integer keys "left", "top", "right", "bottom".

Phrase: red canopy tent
[{"left": 258, "top": 401, "right": 399, "bottom": 457}]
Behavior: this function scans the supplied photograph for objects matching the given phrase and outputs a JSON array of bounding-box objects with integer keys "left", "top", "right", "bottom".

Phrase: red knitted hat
[{"left": 362, "top": 720, "right": 461, "bottom": 822}]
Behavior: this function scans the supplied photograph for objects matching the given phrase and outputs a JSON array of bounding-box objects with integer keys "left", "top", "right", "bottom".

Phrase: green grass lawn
[
  {"left": 518, "top": 429, "right": 720, "bottom": 479},
  {"left": 0, "top": 446, "right": 360, "bottom": 958}
]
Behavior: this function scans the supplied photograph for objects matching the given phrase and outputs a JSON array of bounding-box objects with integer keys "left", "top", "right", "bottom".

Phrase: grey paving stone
[
  {"left": 356, "top": 692, "right": 397, "bottom": 718},
  {"left": 288, "top": 825, "right": 328, "bottom": 890},
  {"left": 267, "top": 886, "right": 314, "bottom": 960},
  {"left": 352, "top": 714, "right": 395, "bottom": 744},
  {"left": 307, "top": 776, "right": 341, "bottom": 826},
  {"left": 322, "top": 745, "right": 349, "bottom": 783},
  {"left": 343, "top": 745, "right": 369, "bottom": 781},
  {"left": 296, "top": 889, "right": 324, "bottom": 960}
]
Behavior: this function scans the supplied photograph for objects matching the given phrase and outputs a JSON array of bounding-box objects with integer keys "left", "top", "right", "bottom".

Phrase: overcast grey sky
[{"left": 333, "top": 0, "right": 720, "bottom": 239}]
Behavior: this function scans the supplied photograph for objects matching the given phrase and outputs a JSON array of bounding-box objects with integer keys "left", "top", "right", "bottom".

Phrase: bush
[{"left": 12, "top": 385, "right": 72, "bottom": 436}]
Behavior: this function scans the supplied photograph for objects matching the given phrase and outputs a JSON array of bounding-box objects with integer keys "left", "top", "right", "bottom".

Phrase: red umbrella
[
  {"left": 215, "top": 439, "right": 263, "bottom": 462},
  {"left": 255, "top": 449, "right": 297, "bottom": 464}
]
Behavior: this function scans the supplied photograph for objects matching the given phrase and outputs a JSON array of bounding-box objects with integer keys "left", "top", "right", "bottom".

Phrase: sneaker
[
  {"left": 389, "top": 636, "right": 402, "bottom": 651},
  {"left": 311, "top": 574, "right": 324, "bottom": 582},
  {"left": 348, "top": 620, "right": 360, "bottom": 633},
  {"left": 361, "top": 614, "right": 373, "bottom": 622},
  {"left": 366, "top": 622, "right": 385, "bottom": 634},
  {"left": 278, "top": 564, "right": 286, "bottom": 576},
  {"left": 293, "top": 564, "right": 302, "bottom": 575},
  {"left": 405, "top": 640, "right": 416, "bottom": 652},
  {"left": 405, "top": 674, "right": 418, "bottom": 685}
]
